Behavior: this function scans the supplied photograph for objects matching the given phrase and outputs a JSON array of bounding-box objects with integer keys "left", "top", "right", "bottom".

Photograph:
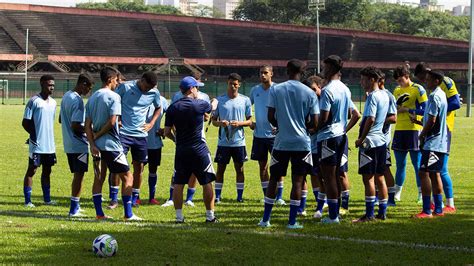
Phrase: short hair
[
  {"left": 414, "top": 62, "right": 430, "bottom": 76},
  {"left": 376, "top": 69, "right": 386, "bottom": 81},
  {"left": 191, "top": 71, "right": 202, "bottom": 81},
  {"left": 100, "top": 66, "right": 119, "bottom": 83},
  {"left": 142, "top": 71, "right": 158, "bottom": 87},
  {"left": 303, "top": 75, "right": 324, "bottom": 88},
  {"left": 287, "top": 59, "right": 305, "bottom": 75},
  {"left": 260, "top": 65, "right": 273, "bottom": 72},
  {"left": 427, "top": 70, "right": 444, "bottom": 84},
  {"left": 228, "top": 73, "right": 242, "bottom": 82},
  {"left": 323, "top": 55, "right": 343, "bottom": 72},
  {"left": 360, "top": 66, "right": 380, "bottom": 80},
  {"left": 77, "top": 73, "right": 94, "bottom": 86},
  {"left": 393, "top": 64, "right": 411, "bottom": 80},
  {"left": 40, "top": 75, "right": 55, "bottom": 83}
]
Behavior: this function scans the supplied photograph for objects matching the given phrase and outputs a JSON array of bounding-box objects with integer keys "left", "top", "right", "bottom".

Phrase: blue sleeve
[
  {"left": 249, "top": 88, "right": 255, "bottom": 104},
  {"left": 162, "top": 98, "right": 169, "bottom": 113},
  {"left": 23, "top": 98, "right": 35, "bottom": 120},
  {"left": 428, "top": 96, "right": 439, "bottom": 117},
  {"left": 320, "top": 89, "right": 333, "bottom": 112},
  {"left": 110, "top": 95, "right": 121, "bottom": 116},
  {"left": 388, "top": 95, "right": 397, "bottom": 115},
  {"left": 245, "top": 97, "right": 252, "bottom": 117},
  {"left": 410, "top": 101, "right": 426, "bottom": 115},
  {"left": 71, "top": 100, "right": 85, "bottom": 123},
  {"left": 115, "top": 83, "right": 126, "bottom": 98},
  {"left": 364, "top": 94, "right": 377, "bottom": 117},
  {"left": 153, "top": 90, "right": 161, "bottom": 108},
  {"left": 267, "top": 88, "right": 275, "bottom": 108},
  {"left": 310, "top": 93, "right": 320, "bottom": 115},
  {"left": 447, "top": 94, "right": 461, "bottom": 112},
  {"left": 164, "top": 107, "right": 174, "bottom": 127}
]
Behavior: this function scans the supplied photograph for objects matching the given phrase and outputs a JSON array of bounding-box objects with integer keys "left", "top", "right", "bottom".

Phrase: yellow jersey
[
  {"left": 393, "top": 82, "right": 428, "bottom": 131},
  {"left": 439, "top": 76, "right": 459, "bottom": 132}
]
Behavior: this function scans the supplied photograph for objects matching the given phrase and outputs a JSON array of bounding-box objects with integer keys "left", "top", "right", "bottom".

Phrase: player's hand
[
  {"left": 409, "top": 113, "right": 417, "bottom": 123},
  {"left": 221, "top": 120, "right": 230, "bottom": 127},
  {"left": 271, "top": 127, "right": 279, "bottom": 135},
  {"left": 142, "top": 123, "right": 153, "bottom": 132},
  {"left": 90, "top": 145, "right": 100, "bottom": 158},
  {"left": 156, "top": 128, "right": 164, "bottom": 137},
  {"left": 249, "top": 122, "right": 256, "bottom": 130},
  {"left": 230, "top": 120, "right": 240, "bottom": 128},
  {"left": 355, "top": 139, "right": 363, "bottom": 148},
  {"left": 210, "top": 98, "right": 219, "bottom": 111},
  {"left": 118, "top": 120, "right": 122, "bottom": 128},
  {"left": 396, "top": 93, "right": 410, "bottom": 106}
]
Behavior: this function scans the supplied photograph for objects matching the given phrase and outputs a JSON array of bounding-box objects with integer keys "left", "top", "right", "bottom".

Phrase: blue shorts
[
  {"left": 270, "top": 149, "right": 312, "bottom": 177},
  {"left": 318, "top": 135, "right": 346, "bottom": 167},
  {"left": 147, "top": 148, "right": 162, "bottom": 169},
  {"left": 100, "top": 150, "right": 130, "bottom": 174},
  {"left": 251, "top": 137, "right": 274, "bottom": 161},
  {"left": 309, "top": 153, "right": 320, "bottom": 176},
  {"left": 120, "top": 134, "right": 148, "bottom": 163},
  {"left": 392, "top": 130, "right": 420, "bottom": 151},
  {"left": 420, "top": 150, "right": 446, "bottom": 172},
  {"left": 174, "top": 146, "right": 216, "bottom": 185},
  {"left": 340, "top": 136, "right": 349, "bottom": 173},
  {"left": 29, "top": 153, "right": 57, "bottom": 168},
  {"left": 358, "top": 145, "right": 387, "bottom": 175},
  {"left": 66, "top": 153, "right": 88, "bottom": 173},
  {"left": 214, "top": 146, "right": 248, "bottom": 164}
]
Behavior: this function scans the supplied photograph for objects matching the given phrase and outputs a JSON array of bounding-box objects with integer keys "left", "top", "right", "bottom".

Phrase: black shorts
[
  {"left": 66, "top": 153, "right": 88, "bottom": 173},
  {"left": 214, "top": 146, "right": 248, "bottom": 164},
  {"left": 318, "top": 135, "right": 346, "bottom": 167},
  {"left": 120, "top": 134, "right": 148, "bottom": 163},
  {"left": 270, "top": 149, "right": 312, "bottom": 177},
  {"left": 251, "top": 137, "right": 274, "bottom": 161},
  {"left": 174, "top": 146, "right": 216, "bottom": 185},
  {"left": 28, "top": 153, "right": 57, "bottom": 168},
  {"left": 386, "top": 147, "right": 392, "bottom": 167},
  {"left": 358, "top": 145, "right": 387, "bottom": 175},
  {"left": 392, "top": 130, "right": 420, "bottom": 151},
  {"left": 340, "top": 136, "right": 349, "bottom": 173},
  {"left": 147, "top": 148, "right": 162, "bottom": 168},
  {"left": 309, "top": 153, "right": 320, "bottom": 176},
  {"left": 100, "top": 150, "right": 130, "bottom": 174},
  {"left": 420, "top": 150, "right": 446, "bottom": 172}
]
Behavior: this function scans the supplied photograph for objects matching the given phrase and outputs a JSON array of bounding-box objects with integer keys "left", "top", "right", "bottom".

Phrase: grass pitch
[{"left": 0, "top": 104, "right": 473, "bottom": 264}]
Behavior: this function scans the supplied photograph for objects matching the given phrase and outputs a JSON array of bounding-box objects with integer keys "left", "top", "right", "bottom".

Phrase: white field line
[{"left": 1, "top": 210, "right": 473, "bottom": 254}]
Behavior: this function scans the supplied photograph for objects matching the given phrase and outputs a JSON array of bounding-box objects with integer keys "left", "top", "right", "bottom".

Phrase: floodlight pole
[
  {"left": 23, "top": 28, "right": 28, "bottom": 105},
  {"left": 168, "top": 59, "right": 172, "bottom": 99},
  {"left": 316, "top": 3, "right": 321, "bottom": 73},
  {"left": 468, "top": 0, "right": 473, "bottom": 117}
]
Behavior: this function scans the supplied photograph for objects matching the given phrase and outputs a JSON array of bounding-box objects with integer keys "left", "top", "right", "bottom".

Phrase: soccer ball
[{"left": 92, "top": 234, "right": 117, "bottom": 257}]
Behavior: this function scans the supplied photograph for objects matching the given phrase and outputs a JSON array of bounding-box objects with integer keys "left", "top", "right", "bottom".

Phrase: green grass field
[{"left": 1, "top": 103, "right": 473, "bottom": 264}]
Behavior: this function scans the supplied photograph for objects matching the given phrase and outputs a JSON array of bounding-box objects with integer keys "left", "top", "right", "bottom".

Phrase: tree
[{"left": 77, "top": 0, "right": 181, "bottom": 15}]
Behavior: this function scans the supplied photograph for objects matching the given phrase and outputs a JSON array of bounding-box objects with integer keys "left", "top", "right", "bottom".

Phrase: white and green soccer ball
[{"left": 92, "top": 234, "right": 117, "bottom": 258}]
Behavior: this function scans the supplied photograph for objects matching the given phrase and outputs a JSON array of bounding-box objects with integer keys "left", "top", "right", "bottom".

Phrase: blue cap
[{"left": 179, "top": 76, "right": 204, "bottom": 91}]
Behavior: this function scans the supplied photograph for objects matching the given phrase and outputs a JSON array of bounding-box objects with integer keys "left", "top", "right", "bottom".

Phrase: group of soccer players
[{"left": 21, "top": 55, "right": 460, "bottom": 226}]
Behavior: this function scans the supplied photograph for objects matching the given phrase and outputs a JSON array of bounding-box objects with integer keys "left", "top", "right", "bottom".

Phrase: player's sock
[
  {"left": 298, "top": 190, "right": 308, "bottom": 213},
  {"left": 341, "top": 190, "right": 350, "bottom": 210},
  {"left": 446, "top": 198, "right": 455, "bottom": 208},
  {"left": 110, "top": 186, "right": 119, "bottom": 202},
  {"left": 327, "top": 198, "right": 338, "bottom": 220},
  {"left": 122, "top": 195, "right": 133, "bottom": 218},
  {"left": 289, "top": 199, "right": 301, "bottom": 225},
  {"left": 394, "top": 185, "right": 403, "bottom": 200},
  {"left": 185, "top": 187, "right": 196, "bottom": 202},
  {"left": 261, "top": 181, "right": 269, "bottom": 196},
  {"left": 93, "top": 194, "right": 105, "bottom": 217},
  {"left": 132, "top": 189, "right": 140, "bottom": 205},
  {"left": 316, "top": 192, "right": 326, "bottom": 212},
  {"left": 236, "top": 183, "right": 244, "bottom": 201},
  {"left": 418, "top": 187, "right": 422, "bottom": 201},
  {"left": 206, "top": 209, "right": 215, "bottom": 221},
  {"left": 24, "top": 186, "right": 32, "bottom": 204},
  {"left": 148, "top": 173, "right": 157, "bottom": 200},
  {"left": 176, "top": 209, "right": 184, "bottom": 221},
  {"left": 422, "top": 195, "right": 431, "bottom": 214},
  {"left": 378, "top": 199, "right": 388, "bottom": 217},
  {"left": 388, "top": 186, "right": 396, "bottom": 204},
  {"left": 41, "top": 185, "right": 51, "bottom": 203},
  {"left": 433, "top": 194, "right": 443, "bottom": 214},
  {"left": 262, "top": 196, "right": 275, "bottom": 222},
  {"left": 215, "top": 182, "right": 223, "bottom": 201},
  {"left": 365, "top": 196, "right": 376, "bottom": 218},
  {"left": 69, "top": 197, "right": 80, "bottom": 214},
  {"left": 312, "top": 188, "right": 319, "bottom": 201},
  {"left": 168, "top": 185, "right": 174, "bottom": 201},
  {"left": 276, "top": 181, "right": 284, "bottom": 200}
]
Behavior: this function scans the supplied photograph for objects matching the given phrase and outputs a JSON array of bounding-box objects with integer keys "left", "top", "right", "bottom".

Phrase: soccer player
[
  {"left": 259, "top": 59, "right": 318, "bottom": 229},
  {"left": 114, "top": 71, "right": 162, "bottom": 207},
  {"left": 353, "top": 66, "right": 390, "bottom": 223},
  {"left": 85, "top": 66, "right": 141, "bottom": 220},
  {"left": 60, "top": 73, "right": 94, "bottom": 216},
  {"left": 317, "top": 55, "right": 352, "bottom": 224},
  {"left": 392, "top": 64, "right": 427, "bottom": 202},
  {"left": 146, "top": 95, "right": 169, "bottom": 205},
  {"left": 164, "top": 76, "right": 218, "bottom": 223},
  {"left": 249, "top": 65, "right": 286, "bottom": 205},
  {"left": 22, "top": 75, "right": 57, "bottom": 207},
  {"left": 412, "top": 70, "right": 448, "bottom": 218},
  {"left": 414, "top": 63, "right": 460, "bottom": 213},
  {"left": 212, "top": 73, "right": 252, "bottom": 203}
]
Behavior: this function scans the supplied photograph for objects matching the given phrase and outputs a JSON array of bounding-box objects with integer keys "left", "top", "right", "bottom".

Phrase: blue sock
[
  {"left": 185, "top": 187, "right": 196, "bottom": 202},
  {"left": 440, "top": 155, "right": 453, "bottom": 199},
  {"left": 378, "top": 199, "right": 388, "bottom": 216},
  {"left": 42, "top": 185, "right": 51, "bottom": 203},
  {"left": 69, "top": 197, "right": 80, "bottom": 215},
  {"left": 110, "top": 186, "right": 119, "bottom": 202},
  {"left": 122, "top": 195, "right": 133, "bottom": 218},
  {"left": 24, "top": 186, "right": 32, "bottom": 204},
  {"left": 433, "top": 194, "right": 443, "bottom": 214},
  {"left": 262, "top": 197, "right": 275, "bottom": 222},
  {"left": 289, "top": 199, "right": 301, "bottom": 225},
  {"left": 341, "top": 190, "right": 350, "bottom": 209},
  {"left": 422, "top": 195, "right": 432, "bottom": 214},
  {"left": 388, "top": 186, "right": 396, "bottom": 205},
  {"left": 93, "top": 194, "right": 104, "bottom": 217},
  {"left": 327, "top": 199, "right": 338, "bottom": 220},
  {"left": 365, "top": 196, "right": 376, "bottom": 218},
  {"left": 316, "top": 192, "right": 326, "bottom": 212},
  {"left": 132, "top": 189, "right": 140, "bottom": 205},
  {"left": 298, "top": 190, "right": 307, "bottom": 213},
  {"left": 236, "top": 183, "right": 244, "bottom": 201},
  {"left": 276, "top": 182, "right": 284, "bottom": 200},
  {"left": 313, "top": 188, "right": 319, "bottom": 201},
  {"left": 148, "top": 174, "right": 157, "bottom": 200},
  {"left": 261, "top": 181, "right": 269, "bottom": 197},
  {"left": 409, "top": 150, "right": 422, "bottom": 188},
  {"left": 215, "top": 182, "right": 223, "bottom": 200},
  {"left": 394, "top": 150, "right": 407, "bottom": 187},
  {"left": 168, "top": 186, "right": 174, "bottom": 201}
]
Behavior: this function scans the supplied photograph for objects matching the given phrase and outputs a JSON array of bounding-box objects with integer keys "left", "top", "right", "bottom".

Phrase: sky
[{"left": 0, "top": 0, "right": 470, "bottom": 10}]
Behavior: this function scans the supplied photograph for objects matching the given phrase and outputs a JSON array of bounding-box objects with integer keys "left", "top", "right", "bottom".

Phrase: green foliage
[{"left": 77, "top": 0, "right": 181, "bottom": 15}]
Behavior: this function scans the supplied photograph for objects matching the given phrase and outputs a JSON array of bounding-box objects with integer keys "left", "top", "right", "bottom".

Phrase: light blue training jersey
[
  {"left": 317, "top": 80, "right": 352, "bottom": 142},
  {"left": 250, "top": 83, "right": 276, "bottom": 139},
  {"left": 423, "top": 87, "right": 448, "bottom": 153},
  {"left": 215, "top": 93, "right": 252, "bottom": 147},
  {"left": 147, "top": 96, "right": 169, "bottom": 150},
  {"left": 361, "top": 89, "right": 390, "bottom": 148},
  {"left": 115, "top": 80, "right": 161, "bottom": 138},
  {"left": 171, "top": 90, "right": 210, "bottom": 104},
  {"left": 60, "top": 90, "right": 88, "bottom": 154},
  {"left": 85, "top": 88, "right": 122, "bottom": 152},
  {"left": 383, "top": 89, "right": 397, "bottom": 145},
  {"left": 23, "top": 94, "right": 57, "bottom": 154},
  {"left": 268, "top": 80, "right": 319, "bottom": 151}
]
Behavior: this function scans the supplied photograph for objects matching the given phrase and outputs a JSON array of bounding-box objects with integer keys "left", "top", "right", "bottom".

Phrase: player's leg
[
  {"left": 119, "top": 170, "right": 141, "bottom": 220},
  {"left": 440, "top": 154, "right": 455, "bottom": 211},
  {"left": 393, "top": 149, "right": 408, "bottom": 201},
  {"left": 40, "top": 154, "right": 56, "bottom": 204},
  {"left": 288, "top": 151, "right": 311, "bottom": 228},
  {"left": 409, "top": 150, "right": 422, "bottom": 202},
  {"left": 162, "top": 173, "right": 175, "bottom": 207},
  {"left": 67, "top": 153, "right": 87, "bottom": 216},
  {"left": 353, "top": 147, "right": 377, "bottom": 223},
  {"left": 194, "top": 150, "right": 217, "bottom": 222},
  {"left": 340, "top": 171, "right": 350, "bottom": 213},
  {"left": 384, "top": 147, "right": 396, "bottom": 206},
  {"left": 233, "top": 146, "right": 247, "bottom": 202},
  {"left": 173, "top": 184, "right": 185, "bottom": 222},
  {"left": 147, "top": 148, "right": 160, "bottom": 205},
  {"left": 416, "top": 150, "right": 433, "bottom": 218},
  {"left": 320, "top": 137, "right": 343, "bottom": 223},
  {"left": 131, "top": 159, "right": 145, "bottom": 206},
  {"left": 23, "top": 153, "right": 39, "bottom": 207},
  {"left": 297, "top": 177, "right": 308, "bottom": 216},
  {"left": 184, "top": 174, "right": 198, "bottom": 206},
  {"left": 251, "top": 137, "right": 270, "bottom": 197},
  {"left": 258, "top": 160, "right": 269, "bottom": 196},
  {"left": 202, "top": 182, "right": 216, "bottom": 222},
  {"left": 108, "top": 172, "right": 120, "bottom": 209},
  {"left": 92, "top": 156, "right": 109, "bottom": 219},
  {"left": 214, "top": 146, "right": 231, "bottom": 203}
]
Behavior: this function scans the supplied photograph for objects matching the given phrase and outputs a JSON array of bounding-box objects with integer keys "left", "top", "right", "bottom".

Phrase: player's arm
[
  {"left": 94, "top": 115, "right": 117, "bottom": 141},
  {"left": 231, "top": 116, "right": 252, "bottom": 127},
  {"left": 22, "top": 119, "right": 33, "bottom": 135},
  {"left": 386, "top": 113, "right": 397, "bottom": 124},
  {"left": 143, "top": 106, "right": 162, "bottom": 132},
  {"left": 71, "top": 122, "right": 85, "bottom": 136},
  {"left": 355, "top": 116, "right": 375, "bottom": 147},
  {"left": 346, "top": 107, "right": 361, "bottom": 133},
  {"left": 164, "top": 126, "right": 175, "bottom": 142},
  {"left": 267, "top": 107, "right": 278, "bottom": 128},
  {"left": 85, "top": 117, "right": 99, "bottom": 157},
  {"left": 419, "top": 114, "right": 436, "bottom": 140},
  {"left": 307, "top": 113, "right": 318, "bottom": 134},
  {"left": 447, "top": 94, "right": 461, "bottom": 112}
]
